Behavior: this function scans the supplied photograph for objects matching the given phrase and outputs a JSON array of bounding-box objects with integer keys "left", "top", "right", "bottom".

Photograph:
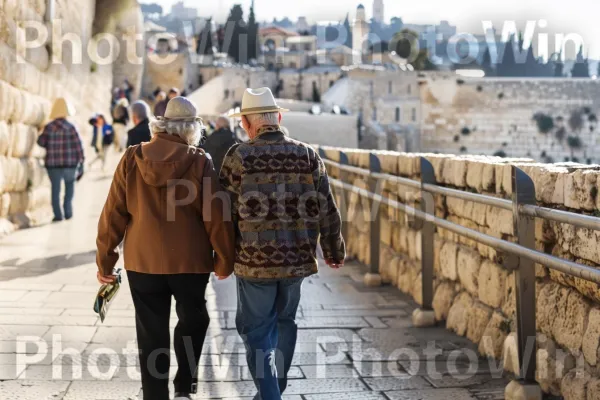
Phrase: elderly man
[
  {"left": 96, "top": 97, "right": 235, "bottom": 400},
  {"left": 220, "top": 87, "right": 346, "bottom": 400},
  {"left": 202, "top": 116, "right": 238, "bottom": 173},
  {"left": 127, "top": 101, "right": 152, "bottom": 147}
]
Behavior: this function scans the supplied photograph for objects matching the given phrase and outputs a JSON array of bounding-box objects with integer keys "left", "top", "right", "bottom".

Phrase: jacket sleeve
[
  {"left": 315, "top": 154, "right": 346, "bottom": 264},
  {"left": 72, "top": 125, "right": 85, "bottom": 162},
  {"left": 96, "top": 150, "right": 131, "bottom": 275},
  {"left": 219, "top": 145, "right": 242, "bottom": 226},
  {"left": 37, "top": 125, "right": 49, "bottom": 148},
  {"left": 202, "top": 157, "right": 236, "bottom": 277}
]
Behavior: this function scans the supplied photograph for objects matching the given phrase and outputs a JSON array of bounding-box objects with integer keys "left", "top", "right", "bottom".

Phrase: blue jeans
[
  {"left": 47, "top": 167, "right": 77, "bottom": 220},
  {"left": 236, "top": 277, "right": 303, "bottom": 400}
]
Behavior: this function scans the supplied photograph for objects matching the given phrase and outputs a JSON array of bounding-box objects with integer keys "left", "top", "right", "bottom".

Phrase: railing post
[
  {"left": 412, "top": 157, "right": 436, "bottom": 327},
  {"left": 505, "top": 166, "right": 541, "bottom": 400},
  {"left": 338, "top": 151, "right": 349, "bottom": 242},
  {"left": 364, "top": 153, "right": 382, "bottom": 287}
]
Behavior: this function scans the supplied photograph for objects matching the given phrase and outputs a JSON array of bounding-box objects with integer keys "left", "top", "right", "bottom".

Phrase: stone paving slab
[{"left": 0, "top": 165, "right": 510, "bottom": 399}]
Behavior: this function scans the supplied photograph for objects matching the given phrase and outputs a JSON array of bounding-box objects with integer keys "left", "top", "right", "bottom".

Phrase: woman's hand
[
  {"left": 326, "top": 259, "right": 344, "bottom": 269},
  {"left": 97, "top": 271, "right": 117, "bottom": 285}
]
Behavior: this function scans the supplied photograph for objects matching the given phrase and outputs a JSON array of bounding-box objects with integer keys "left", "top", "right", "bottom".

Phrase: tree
[
  {"left": 554, "top": 53, "right": 564, "bottom": 77},
  {"left": 343, "top": 13, "right": 353, "bottom": 48},
  {"left": 223, "top": 4, "right": 247, "bottom": 63},
  {"left": 247, "top": 0, "right": 259, "bottom": 61},
  {"left": 312, "top": 82, "right": 321, "bottom": 103},
  {"left": 196, "top": 18, "right": 214, "bottom": 55},
  {"left": 571, "top": 46, "right": 590, "bottom": 77}
]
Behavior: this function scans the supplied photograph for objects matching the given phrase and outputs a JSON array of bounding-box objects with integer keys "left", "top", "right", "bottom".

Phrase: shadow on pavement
[{"left": 0, "top": 250, "right": 97, "bottom": 281}]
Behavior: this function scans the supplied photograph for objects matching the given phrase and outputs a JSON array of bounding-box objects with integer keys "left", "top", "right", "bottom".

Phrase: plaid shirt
[{"left": 37, "top": 118, "right": 85, "bottom": 168}]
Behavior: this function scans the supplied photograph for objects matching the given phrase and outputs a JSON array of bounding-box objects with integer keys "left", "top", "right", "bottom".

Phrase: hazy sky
[{"left": 151, "top": 0, "right": 600, "bottom": 58}]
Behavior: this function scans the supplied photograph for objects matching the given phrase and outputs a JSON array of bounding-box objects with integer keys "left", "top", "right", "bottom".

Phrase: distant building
[
  {"left": 372, "top": 0, "right": 384, "bottom": 24},
  {"left": 296, "top": 16, "right": 310, "bottom": 33},
  {"left": 353, "top": 4, "right": 370, "bottom": 64},
  {"left": 259, "top": 26, "right": 321, "bottom": 70},
  {"left": 169, "top": 1, "right": 198, "bottom": 20}
]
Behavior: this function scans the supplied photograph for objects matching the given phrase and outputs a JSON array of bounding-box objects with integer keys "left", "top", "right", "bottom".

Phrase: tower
[
  {"left": 373, "top": 0, "right": 384, "bottom": 24},
  {"left": 352, "top": 4, "right": 370, "bottom": 64}
]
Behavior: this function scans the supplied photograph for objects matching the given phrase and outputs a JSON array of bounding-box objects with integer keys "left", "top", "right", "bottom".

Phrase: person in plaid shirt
[{"left": 37, "top": 98, "right": 85, "bottom": 222}]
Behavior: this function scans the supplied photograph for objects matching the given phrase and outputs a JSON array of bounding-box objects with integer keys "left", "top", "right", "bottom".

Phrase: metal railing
[{"left": 319, "top": 149, "right": 600, "bottom": 392}]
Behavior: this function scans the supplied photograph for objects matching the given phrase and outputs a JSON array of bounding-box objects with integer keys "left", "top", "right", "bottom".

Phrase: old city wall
[
  {"left": 420, "top": 74, "right": 600, "bottom": 164},
  {"left": 0, "top": 0, "right": 143, "bottom": 235},
  {"left": 316, "top": 145, "right": 600, "bottom": 399}
]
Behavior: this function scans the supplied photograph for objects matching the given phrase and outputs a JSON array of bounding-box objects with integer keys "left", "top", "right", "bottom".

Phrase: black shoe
[
  {"left": 65, "top": 215, "right": 73, "bottom": 220},
  {"left": 52, "top": 217, "right": 63, "bottom": 223},
  {"left": 174, "top": 393, "right": 192, "bottom": 400}
]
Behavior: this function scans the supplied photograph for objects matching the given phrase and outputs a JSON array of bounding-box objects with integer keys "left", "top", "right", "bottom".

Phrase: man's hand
[
  {"left": 326, "top": 259, "right": 344, "bottom": 269},
  {"left": 97, "top": 271, "right": 117, "bottom": 285},
  {"left": 215, "top": 273, "right": 231, "bottom": 280}
]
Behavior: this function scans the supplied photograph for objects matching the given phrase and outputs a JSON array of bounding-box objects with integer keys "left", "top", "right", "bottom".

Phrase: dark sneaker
[
  {"left": 173, "top": 393, "right": 192, "bottom": 400},
  {"left": 52, "top": 217, "right": 63, "bottom": 223}
]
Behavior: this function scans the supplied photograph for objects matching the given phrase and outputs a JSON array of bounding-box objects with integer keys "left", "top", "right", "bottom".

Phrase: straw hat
[
  {"left": 156, "top": 96, "right": 203, "bottom": 122},
  {"left": 228, "top": 87, "right": 289, "bottom": 118},
  {"left": 49, "top": 98, "right": 76, "bottom": 120}
]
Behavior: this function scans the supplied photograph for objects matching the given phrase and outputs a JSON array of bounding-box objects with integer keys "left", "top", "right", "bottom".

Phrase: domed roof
[{"left": 357, "top": 4, "right": 365, "bottom": 9}]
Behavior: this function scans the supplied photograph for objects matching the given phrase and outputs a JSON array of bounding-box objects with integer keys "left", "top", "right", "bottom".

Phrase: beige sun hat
[
  {"left": 228, "top": 87, "right": 289, "bottom": 118},
  {"left": 156, "top": 96, "right": 203, "bottom": 122},
  {"left": 49, "top": 98, "right": 76, "bottom": 120}
]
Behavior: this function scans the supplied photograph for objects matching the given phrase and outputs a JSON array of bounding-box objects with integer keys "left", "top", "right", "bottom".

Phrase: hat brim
[
  {"left": 155, "top": 116, "right": 204, "bottom": 122},
  {"left": 228, "top": 107, "right": 290, "bottom": 118}
]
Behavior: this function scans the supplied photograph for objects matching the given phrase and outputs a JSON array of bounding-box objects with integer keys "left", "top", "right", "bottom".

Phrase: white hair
[
  {"left": 149, "top": 119, "right": 204, "bottom": 146},
  {"left": 245, "top": 112, "right": 279, "bottom": 127}
]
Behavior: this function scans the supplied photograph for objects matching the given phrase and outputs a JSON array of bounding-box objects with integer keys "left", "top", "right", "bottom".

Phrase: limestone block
[
  {"left": 397, "top": 153, "right": 420, "bottom": 177},
  {"left": 441, "top": 157, "right": 467, "bottom": 187},
  {"left": 423, "top": 154, "right": 447, "bottom": 182},
  {"left": 377, "top": 151, "right": 398, "bottom": 175},
  {"left": 447, "top": 197, "right": 473, "bottom": 220},
  {"left": 392, "top": 224, "right": 408, "bottom": 255},
  {"left": 567, "top": 226, "right": 600, "bottom": 265},
  {"left": 494, "top": 163, "right": 512, "bottom": 195},
  {"left": 536, "top": 282, "right": 564, "bottom": 336},
  {"left": 552, "top": 289, "right": 590, "bottom": 354},
  {"left": 389, "top": 256, "right": 402, "bottom": 285},
  {"left": 536, "top": 334, "right": 577, "bottom": 396},
  {"left": 583, "top": 308, "right": 600, "bottom": 366},
  {"left": 502, "top": 272, "right": 516, "bottom": 318},
  {"left": 397, "top": 258, "right": 419, "bottom": 295},
  {"left": 471, "top": 201, "right": 487, "bottom": 226},
  {"left": 380, "top": 217, "right": 392, "bottom": 246},
  {"left": 457, "top": 246, "right": 481, "bottom": 295},
  {"left": 412, "top": 308, "right": 436, "bottom": 327},
  {"left": 27, "top": 158, "right": 47, "bottom": 189},
  {"left": 0, "top": 80, "right": 17, "bottom": 122},
  {"left": 532, "top": 165, "right": 569, "bottom": 205},
  {"left": 439, "top": 241, "right": 458, "bottom": 280},
  {"left": 0, "top": 121, "right": 9, "bottom": 156},
  {"left": 0, "top": 156, "right": 28, "bottom": 192},
  {"left": 535, "top": 217, "right": 555, "bottom": 244},
  {"left": 478, "top": 260, "right": 508, "bottom": 308},
  {"left": 478, "top": 312, "right": 510, "bottom": 359},
  {"left": 432, "top": 281, "right": 457, "bottom": 321},
  {"left": 485, "top": 205, "right": 514, "bottom": 236},
  {"left": 565, "top": 169, "right": 598, "bottom": 210},
  {"left": 7, "top": 123, "right": 38, "bottom": 158},
  {"left": 446, "top": 291, "right": 473, "bottom": 336},
  {"left": 379, "top": 245, "right": 393, "bottom": 283},
  {"left": 587, "top": 378, "right": 600, "bottom": 400},
  {"left": 561, "top": 368, "right": 591, "bottom": 400},
  {"left": 466, "top": 160, "right": 485, "bottom": 192},
  {"left": 0, "top": 192, "right": 10, "bottom": 218},
  {"left": 502, "top": 333, "right": 519, "bottom": 375},
  {"left": 8, "top": 186, "right": 50, "bottom": 215},
  {"left": 466, "top": 302, "right": 492, "bottom": 344},
  {"left": 451, "top": 216, "right": 480, "bottom": 249},
  {"left": 505, "top": 380, "right": 542, "bottom": 400},
  {"left": 412, "top": 273, "right": 423, "bottom": 305}
]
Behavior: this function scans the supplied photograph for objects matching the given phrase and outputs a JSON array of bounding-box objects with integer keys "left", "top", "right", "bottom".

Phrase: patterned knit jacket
[{"left": 219, "top": 127, "right": 346, "bottom": 279}]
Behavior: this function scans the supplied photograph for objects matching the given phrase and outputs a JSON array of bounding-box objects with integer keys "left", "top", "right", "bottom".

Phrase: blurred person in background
[
  {"left": 153, "top": 91, "right": 167, "bottom": 117},
  {"left": 202, "top": 116, "right": 238, "bottom": 173},
  {"left": 154, "top": 88, "right": 180, "bottom": 118},
  {"left": 36, "top": 98, "right": 84, "bottom": 222},
  {"left": 112, "top": 97, "right": 130, "bottom": 152},
  {"left": 96, "top": 97, "right": 235, "bottom": 400},
  {"left": 127, "top": 101, "right": 152, "bottom": 147},
  {"left": 88, "top": 114, "right": 113, "bottom": 172}
]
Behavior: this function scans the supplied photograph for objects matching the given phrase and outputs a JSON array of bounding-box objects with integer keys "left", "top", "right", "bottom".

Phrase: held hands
[
  {"left": 97, "top": 271, "right": 118, "bottom": 285},
  {"left": 215, "top": 272, "right": 232, "bottom": 280},
  {"left": 326, "top": 259, "right": 344, "bottom": 269}
]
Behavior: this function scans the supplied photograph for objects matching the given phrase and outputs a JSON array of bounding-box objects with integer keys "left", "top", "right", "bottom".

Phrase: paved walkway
[{"left": 0, "top": 161, "right": 508, "bottom": 399}]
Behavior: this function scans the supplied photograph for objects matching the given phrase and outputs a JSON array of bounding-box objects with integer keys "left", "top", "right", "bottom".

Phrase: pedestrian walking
[
  {"left": 127, "top": 101, "right": 152, "bottom": 147},
  {"left": 201, "top": 116, "right": 238, "bottom": 173},
  {"left": 36, "top": 98, "right": 85, "bottom": 222},
  {"left": 220, "top": 87, "right": 346, "bottom": 400},
  {"left": 88, "top": 114, "right": 113, "bottom": 172},
  {"left": 96, "top": 96, "right": 235, "bottom": 400},
  {"left": 112, "top": 98, "right": 130, "bottom": 152}
]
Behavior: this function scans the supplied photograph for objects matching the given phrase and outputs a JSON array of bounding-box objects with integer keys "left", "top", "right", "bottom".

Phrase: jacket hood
[{"left": 134, "top": 135, "right": 198, "bottom": 187}]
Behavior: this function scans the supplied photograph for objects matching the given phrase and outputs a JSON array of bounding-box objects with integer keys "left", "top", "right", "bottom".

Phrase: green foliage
[
  {"left": 493, "top": 150, "right": 507, "bottom": 158},
  {"left": 555, "top": 126, "right": 566, "bottom": 141},
  {"left": 460, "top": 127, "right": 471, "bottom": 135},
  {"left": 453, "top": 135, "right": 460, "bottom": 142},
  {"left": 459, "top": 146, "right": 467, "bottom": 153},
  {"left": 568, "top": 110, "right": 584, "bottom": 132},
  {"left": 90, "top": 63, "right": 97, "bottom": 73},
  {"left": 533, "top": 112, "right": 554, "bottom": 134},
  {"left": 567, "top": 135, "right": 583, "bottom": 149},
  {"left": 497, "top": 92, "right": 504, "bottom": 99}
]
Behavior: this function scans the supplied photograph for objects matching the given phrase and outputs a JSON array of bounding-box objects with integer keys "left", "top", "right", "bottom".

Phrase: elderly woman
[{"left": 96, "top": 97, "right": 235, "bottom": 400}]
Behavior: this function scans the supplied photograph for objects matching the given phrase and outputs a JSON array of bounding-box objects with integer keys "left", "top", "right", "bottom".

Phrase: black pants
[{"left": 127, "top": 271, "right": 211, "bottom": 400}]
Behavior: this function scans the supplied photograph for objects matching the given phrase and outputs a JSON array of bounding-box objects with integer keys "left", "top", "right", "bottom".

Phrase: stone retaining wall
[{"left": 315, "top": 145, "right": 600, "bottom": 399}]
